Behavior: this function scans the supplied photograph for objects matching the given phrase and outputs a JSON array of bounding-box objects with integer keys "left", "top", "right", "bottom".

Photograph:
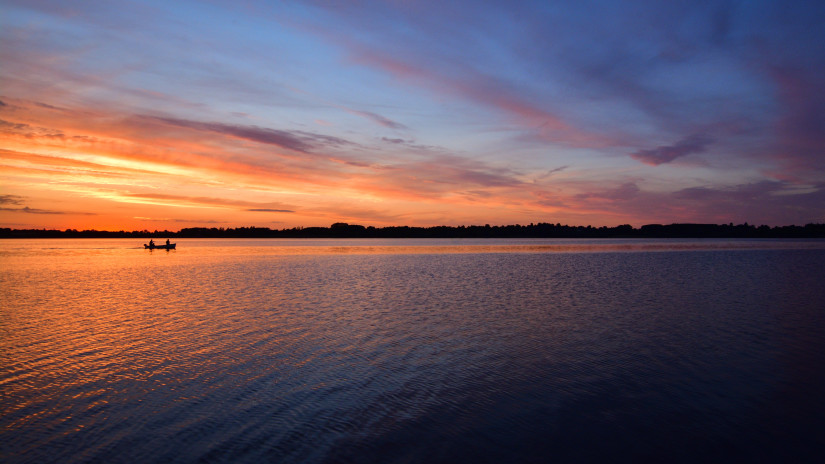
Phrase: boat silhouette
[{"left": 144, "top": 243, "right": 176, "bottom": 250}]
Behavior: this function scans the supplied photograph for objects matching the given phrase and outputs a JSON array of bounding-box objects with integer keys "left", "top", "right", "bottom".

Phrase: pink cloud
[{"left": 348, "top": 49, "right": 612, "bottom": 147}]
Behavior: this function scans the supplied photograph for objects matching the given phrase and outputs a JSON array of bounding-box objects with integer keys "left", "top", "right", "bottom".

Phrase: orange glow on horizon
[{"left": 3, "top": 97, "right": 634, "bottom": 231}]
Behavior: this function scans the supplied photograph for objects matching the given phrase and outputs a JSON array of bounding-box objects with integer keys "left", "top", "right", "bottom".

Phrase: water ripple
[{"left": 2, "top": 240, "right": 825, "bottom": 463}]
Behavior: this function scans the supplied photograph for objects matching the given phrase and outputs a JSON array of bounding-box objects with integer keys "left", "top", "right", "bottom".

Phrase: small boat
[{"left": 144, "top": 243, "right": 176, "bottom": 249}]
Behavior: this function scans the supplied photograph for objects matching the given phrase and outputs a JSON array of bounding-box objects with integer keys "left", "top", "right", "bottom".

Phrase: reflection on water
[{"left": 2, "top": 239, "right": 824, "bottom": 463}]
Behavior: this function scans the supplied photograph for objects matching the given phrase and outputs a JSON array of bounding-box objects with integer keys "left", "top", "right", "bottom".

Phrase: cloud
[
  {"left": 379, "top": 136, "right": 443, "bottom": 153},
  {"left": 0, "top": 194, "right": 24, "bottom": 205},
  {"left": 5, "top": 2, "right": 824, "bottom": 229},
  {"left": 2, "top": 100, "right": 522, "bottom": 207},
  {"left": 142, "top": 116, "right": 354, "bottom": 153},
  {"left": 576, "top": 182, "right": 640, "bottom": 201},
  {"left": 0, "top": 119, "right": 34, "bottom": 132},
  {"left": 348, "top": 109, "right": 407, "bottom": 129},
  {"left": 304, "top": 3, "right": 682, "bottom": 148},
  {"left": 122, "top": 192, "right": 297, "bottom": 212},
  {"left": 246, "top": 208, "right": 295, "bottom": 213},
  {"left": 671, "top": 181, "right": 825, "bottom": 224},
  {"left": 532, "top": 166, "right": 569, "bottom": 182},
  {"left": 289, "top": 5, "right": 600, "bottom": 144},
  {"left": 631, "top": 134, "right": 713, "bottom": 166},
  {"left": 35, "top": 101, "right": 67, "bottom": 111},
  {"left": 0, "top": 118, "right": 67, "bottom": 138},
  {"left": 558, "top": 179, "right": 825, "bottom": 226},
  {"left": 144, "top": 116, "right": 313, "bottom": 152},
  {"left": 0, "top": 206, "right": 96, "bottom": 215},
  {"left": 410, "top": 154, "right": 524, "bottom": 189},
  {"left": 350, "top": 49, "right": 593, "bottom": 143},
  {"left": 0, "top": 148, "right": 155, "bottom": 175}
]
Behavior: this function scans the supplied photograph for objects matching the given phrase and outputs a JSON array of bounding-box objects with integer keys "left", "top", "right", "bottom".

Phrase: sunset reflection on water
[{"left": 2, "top": 238, "right": 825, "bottom": 463}]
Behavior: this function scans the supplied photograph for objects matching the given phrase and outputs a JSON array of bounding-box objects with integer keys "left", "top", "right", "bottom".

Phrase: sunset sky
[{"left": 2, "top": 0, "right": 824, "bottom": 230}]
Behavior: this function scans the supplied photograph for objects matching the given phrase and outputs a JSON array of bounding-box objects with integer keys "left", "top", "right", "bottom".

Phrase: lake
[{"left": 2, "top": 238, "right": 824, "bottom": 463}]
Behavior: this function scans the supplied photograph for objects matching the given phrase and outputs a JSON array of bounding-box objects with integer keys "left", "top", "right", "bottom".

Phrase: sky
[{"left": 1, "top": 0, "right": 824, "bottom": 230}]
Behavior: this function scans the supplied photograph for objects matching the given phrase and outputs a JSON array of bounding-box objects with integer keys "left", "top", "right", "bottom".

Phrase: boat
[{"left": 144, "top": 243, "right": 176, "bottom": 249}]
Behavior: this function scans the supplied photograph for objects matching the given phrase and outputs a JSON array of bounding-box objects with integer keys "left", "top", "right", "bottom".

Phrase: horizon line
[{"left": 2, "top": 221, "right": 824, "bottom": 235}]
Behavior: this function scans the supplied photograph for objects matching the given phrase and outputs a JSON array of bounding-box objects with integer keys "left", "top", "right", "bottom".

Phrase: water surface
[{"left": 2, "top": 238, "right": 824, "bottom": 462}]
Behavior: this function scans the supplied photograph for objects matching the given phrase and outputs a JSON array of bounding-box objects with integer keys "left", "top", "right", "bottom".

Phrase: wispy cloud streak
[
  {"left": 631, "top": 134, "right": 713, "bottom": 166},
  {"left": 346, "top": 109, "right": 407, "bottom": 130},
  {"left": 121, "top": 193, "right": 296, "bottom": 212},
  {"left": 141, "top": 116, "right": 353, "bottom": 153}
]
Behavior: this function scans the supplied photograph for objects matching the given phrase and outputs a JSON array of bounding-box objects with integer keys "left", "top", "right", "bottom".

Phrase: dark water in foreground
[{"left": 2, "top": 238, "right": 824, "bottom": 463}]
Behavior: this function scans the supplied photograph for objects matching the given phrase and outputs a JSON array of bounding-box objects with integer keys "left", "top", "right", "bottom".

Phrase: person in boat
[
  {"left": 149, "top": 239, "right": 155, "bottom": 247},
  {"left": 166, "top": 239, "right": 170, "bottom": 246}
]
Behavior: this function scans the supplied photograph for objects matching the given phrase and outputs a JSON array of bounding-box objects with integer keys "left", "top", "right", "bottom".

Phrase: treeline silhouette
[{"left": 2, "top": 222, "right": 824, "bottom": 238}]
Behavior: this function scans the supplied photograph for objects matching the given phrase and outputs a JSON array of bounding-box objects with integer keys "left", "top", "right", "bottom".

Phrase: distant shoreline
[{"left": 2, "top": 222, "right": 824, "bottom": 239}]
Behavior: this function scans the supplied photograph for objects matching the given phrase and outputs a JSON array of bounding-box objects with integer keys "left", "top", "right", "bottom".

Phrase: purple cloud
[
  {"left": 631, "top": 134, "right": 713, "bottom": 166},
  {"left": 348, "top": 109, "right": 407, "bottom": 129},
  {"left": 414, "top": 154, "right": 524, "bottom": 189},
  {"left": 671, "top": 181, "right": 825, "bottom": 225},
  {"left": 143, "top": 116, "right": 352, "bottom": 153},
  {"left": 560, "top": 179, "right": 824, "bottom": 226}
]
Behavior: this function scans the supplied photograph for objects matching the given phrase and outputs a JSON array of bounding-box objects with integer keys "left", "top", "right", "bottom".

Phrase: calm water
[{"left": 2, "top": 238, "right": 824, "bottom": 463}]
